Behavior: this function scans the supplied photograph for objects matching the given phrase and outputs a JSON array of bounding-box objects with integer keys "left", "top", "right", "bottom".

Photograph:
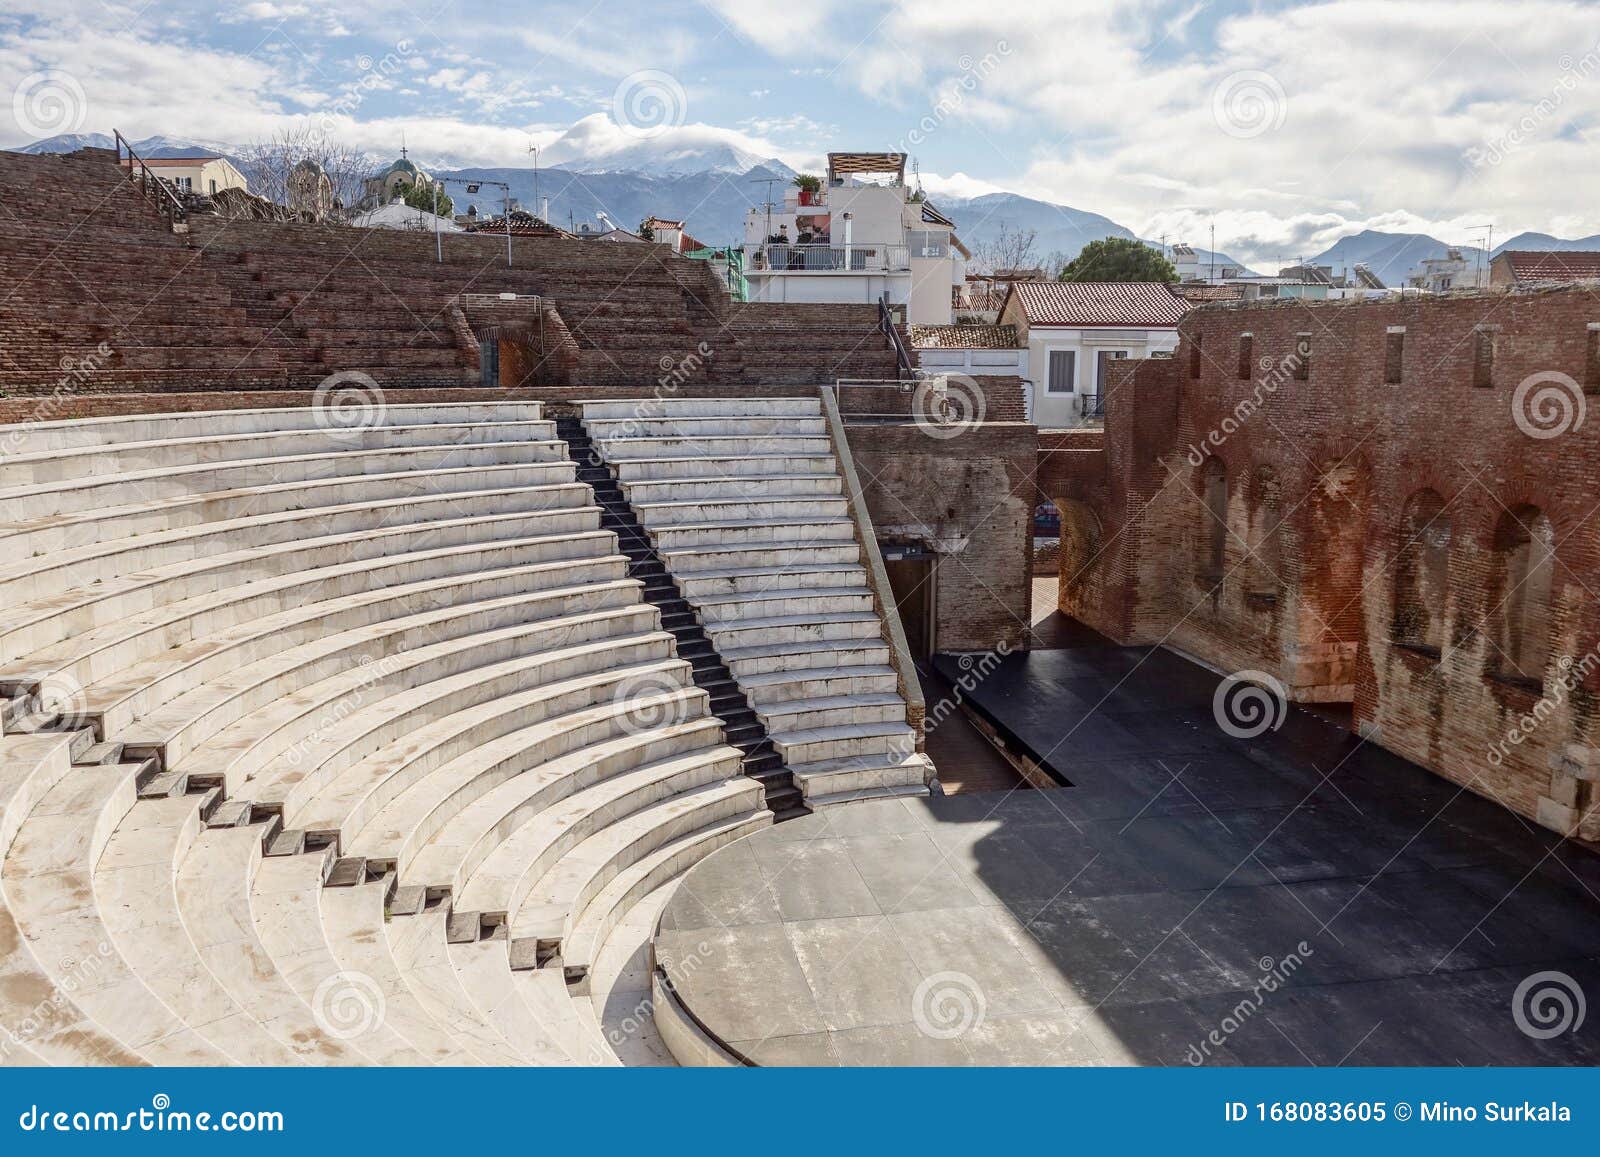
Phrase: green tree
[
  {"left": 637, "top": 219, "right": 655, "bottom": 241},
  {"left": 1059, "top": 237, "right": 1178, "bottom": 283},
  {"left": 398, "top": 181, "right": 453, "bottom": 217}
]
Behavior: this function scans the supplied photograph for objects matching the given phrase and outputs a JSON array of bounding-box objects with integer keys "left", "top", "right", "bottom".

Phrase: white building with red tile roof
[{"left": 999, "top": 281, "right": 1189, "bottom": 428}]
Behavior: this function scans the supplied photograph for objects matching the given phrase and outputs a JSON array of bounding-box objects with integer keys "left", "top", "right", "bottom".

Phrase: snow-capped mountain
[{"left": 17, "top": 132, "right": 236, "bottom": 158}]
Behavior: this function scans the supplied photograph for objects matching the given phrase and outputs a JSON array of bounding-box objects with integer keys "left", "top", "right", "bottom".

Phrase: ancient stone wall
[{"left": 1045, "top": 287, "right": 1600, "bottom": 838}]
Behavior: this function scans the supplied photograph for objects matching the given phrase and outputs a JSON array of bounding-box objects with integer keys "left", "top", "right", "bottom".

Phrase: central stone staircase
[
  {"left": 554, "top": 417, "right": 806, "bottom": 821},
  {"left": 579, "top": 396, "right": 935, "bottom": 809}
]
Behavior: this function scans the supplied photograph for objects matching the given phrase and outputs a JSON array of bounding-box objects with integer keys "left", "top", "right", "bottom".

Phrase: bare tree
[
  {"left": 238, "top": 124, "right": 373, "bottom": 218},
  {"left": 972, "top": 222, "right": 1040, "bottom": 275}
]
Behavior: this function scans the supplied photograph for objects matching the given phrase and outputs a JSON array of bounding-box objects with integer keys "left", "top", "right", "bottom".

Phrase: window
[
  {"left": 1189, "top": 333, "right": 1203, "bottom": 379},
  {"left": 1473, "top": 327, "right": 1495, "bottom": 388},
  {"left": 1392, "top": 490, "right": 1450, "bottom": 653},
  {"left": 1198, "top": 458, "right": 1228, "bottom": 577},
  {"left": 1292, "top": 334, "right": 1311, "bottom": 380},
  {"left": 1237, "top": 333, "right": 1253, "bottom": 379},
  {"left": 1047, "top": 350, "right": 1077, "bottom": 394},
  {"left": 1245, "top": 466, "right": 1283, "bottom": 598},
  {"left": 1095, "top": 350, "right": 1128, "bottom": 389},
  {"left": 1587, "top": 323, "right": 1600, "bottom": 393},
  {"left": 174, "top": 176, "right": 193, "bottom": 192},
  {"left": 209, "top": 179, "right": 218, "bottom": 195},
  {"left": 1490, "top": 506, "right": 1555, "bottom": 686},
  {"left": 1385, "top": 328, "right": 1405, "bottom": 385}
]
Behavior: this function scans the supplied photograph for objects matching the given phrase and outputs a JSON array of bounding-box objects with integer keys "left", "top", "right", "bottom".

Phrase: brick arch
[
  {"left": 1293, "top": 453, "right": 1375, "bottom": 702},
  {"left": 1391, "top": 487, "right": 1453, "bottom": 654}
]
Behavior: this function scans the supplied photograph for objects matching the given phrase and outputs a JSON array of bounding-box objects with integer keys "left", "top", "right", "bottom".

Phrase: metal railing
[
  {"left": 1080, "top": 392, "right": 1106, "bottom": 419},
  {"left": 114, "top": 129, "right": 187, "bottom": 227},
  {"left": 745, "top": 243, "right": 909, "bottom": 273},
  {"left": 880, "top": 294, "right": 915, "bottom": 381}
]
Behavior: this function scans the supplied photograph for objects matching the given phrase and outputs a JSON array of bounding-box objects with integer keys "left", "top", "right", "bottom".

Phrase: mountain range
[{"left": 18, "top": 131, "right": 1600, "bottom": 284}]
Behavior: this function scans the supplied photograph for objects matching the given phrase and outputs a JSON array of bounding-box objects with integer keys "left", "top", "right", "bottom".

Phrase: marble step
[
  {"left": 189, "top": 610, "right": 668, "bottom": 805},
  {"left": 452, "top": 732, "right": 739, "bottom": 916},
  {"left": 610, "top": 455, "right": 837, "bottom": 482},
  {"left": 0, "top": 441, "right": 572, "bottom": 524},
  {"left": 620, "top": 474, "right": 842, "bottom": 505},
  {"left": 736, "top": 664, "right": 900, "bottom": 705},
  {"left": 0, "top": 400, "right": 545, "bottom": 455},
  {"left": 95, "top": 793, "right": 302, "bottom": 1065},
  {"left": 578, "top": 397, "right": 819, "bottom": 420},
  {"left": 773, "top": 721, "right": 921, "bottom": 771},
  {"left": 0, "top": 421, "right": 560, "bottom": 489}
]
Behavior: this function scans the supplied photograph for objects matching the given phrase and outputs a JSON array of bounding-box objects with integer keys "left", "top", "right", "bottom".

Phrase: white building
[
  {"left": 742, "top": 152, "right": 968, "bottom": 325},
  {"left": 1406, "top": 247, "right": 1489, "bottom": 293},
  {"left": 348, "top": 199, "right": 463, "bottom": 233},
  {"left": 121, "top": 155, "right": 248, "bottom": 198},
  {"left": 999, "top": 281, "right": 1189, "bottom": 429}
]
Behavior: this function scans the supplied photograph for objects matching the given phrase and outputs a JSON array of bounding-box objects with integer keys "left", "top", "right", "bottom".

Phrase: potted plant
[{"left": 793, "top": 173, "right": 823, "bottom": 206}]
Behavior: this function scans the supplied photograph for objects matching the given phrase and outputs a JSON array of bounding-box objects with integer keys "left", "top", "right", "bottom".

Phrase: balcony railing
[
  {"left": 745, "top": 243, "right": 910, "bottom": 273},
  {"left": 1080, "top": 393, "right": 1106, "bottom": 420}
]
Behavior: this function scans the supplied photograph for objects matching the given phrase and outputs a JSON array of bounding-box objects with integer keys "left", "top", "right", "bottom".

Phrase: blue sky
[{"left": 4, "top": 1, "right": 1600, "bottom": 263}]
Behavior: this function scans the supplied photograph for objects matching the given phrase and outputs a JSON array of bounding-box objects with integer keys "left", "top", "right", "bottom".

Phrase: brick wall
[
  {"left": 850, "top": 422, "right": 1037, "bottom": 653},
  {"left": 1046, "top": 287, "right": 1600, "bottom": 839}
]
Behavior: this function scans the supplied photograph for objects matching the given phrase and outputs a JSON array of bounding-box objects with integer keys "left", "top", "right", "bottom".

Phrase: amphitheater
[{"left": 2, "top": 146, "right": 1599, "bottom": 1068}]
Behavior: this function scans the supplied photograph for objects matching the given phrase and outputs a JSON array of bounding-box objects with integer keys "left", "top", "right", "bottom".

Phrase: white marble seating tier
[{"left": 0, "top": 401, "right": 780, "bottom": 1066}]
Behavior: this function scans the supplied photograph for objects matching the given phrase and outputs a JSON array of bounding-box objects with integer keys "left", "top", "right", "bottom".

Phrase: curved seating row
[
  {"left": 0, "top": 401, "right": 770, "bottom": 1065},
  {"left": 580, "top": 397, "right": 934, "bottom": 807}
]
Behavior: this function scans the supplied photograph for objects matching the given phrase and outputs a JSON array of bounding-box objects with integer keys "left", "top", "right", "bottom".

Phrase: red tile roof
[
  {"left": 1006, "top": 281, "right": 1190, "bottom": 328},
  {"left": 908, "top": 324, "right": 1020, "bottom": 350},
  {"left": 1497, "top": 250, "right": 1600, "bottom": 282}
]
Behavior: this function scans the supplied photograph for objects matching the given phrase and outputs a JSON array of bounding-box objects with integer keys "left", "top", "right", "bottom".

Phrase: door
[
  {"left": 883, "top": 552, "right": 935, "bottom": 659},
  {"left": 478, "top": 329, "right": 500, "bottom": 387}
]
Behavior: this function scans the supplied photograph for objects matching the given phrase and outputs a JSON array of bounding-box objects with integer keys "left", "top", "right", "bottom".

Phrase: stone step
[
  {"left": 789, "top": 752, "right": 935, "bottom": 807},
  {"left": 610, "top": 455, "right": 837, "bottom": 482},
  {"left": 587, "top": 416, "right": 827, "bottom": 440},
  {"left": 693, "top": 587, "right": 876, "bottom": 625},
  {"left": 0, "top": 421, "right": 560, "bottom": 490},
  {"left": 772, "top": 721, "right": 920, "bottom": 769},
  {"left": 578, "top": 398, "right": 820, "bottom": 420},
  {"left": 758, "top": 692, "right": 908, "bottom": 733},
  {"left": 738, "top": 664, "right": 901, "bottom": 706},
  {"left": 621, "top": 474, "right": 843, "bottom": 505},
  {"left": 0, "top": 401, "right": 543, "bottom": 455},
  {"left": 633, "top": 496, "right": 851, "bottom": 527}
]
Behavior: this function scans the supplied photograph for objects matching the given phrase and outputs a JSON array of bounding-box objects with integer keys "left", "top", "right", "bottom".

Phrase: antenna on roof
[
  {"left": 750, "top": 175, "right": 783, "bottom": 242},
  {"left": 400, "top": 129, "right": 407, "bottom": 161}
]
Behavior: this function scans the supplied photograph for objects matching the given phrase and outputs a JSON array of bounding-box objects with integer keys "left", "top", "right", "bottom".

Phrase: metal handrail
[
  {"left": 879, "top": 293, "right": 915, "bottom": 381},
  {"left": 114, "top": 130, "right": 188, "bottom": 225},
  {"left": 745, "top": 242, "right": 909, "bottom": 272}
]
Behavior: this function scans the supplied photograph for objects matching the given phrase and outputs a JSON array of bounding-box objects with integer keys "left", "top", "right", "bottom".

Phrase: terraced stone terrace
[{"left": 0, "top": 397, "right": 930, "bottom": 1066}]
